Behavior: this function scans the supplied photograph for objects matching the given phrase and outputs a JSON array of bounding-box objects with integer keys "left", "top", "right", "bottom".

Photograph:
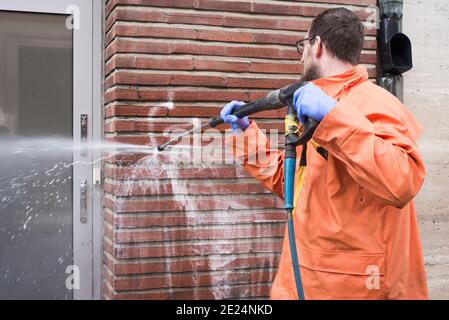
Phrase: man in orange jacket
[{"left": 222, "top": 8, "right": 428, "bottom": 299}]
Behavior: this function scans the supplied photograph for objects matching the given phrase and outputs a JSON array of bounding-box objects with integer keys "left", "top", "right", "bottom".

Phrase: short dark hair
[{"left": 308, "top": 7, "right": 364, "bottom": 65}]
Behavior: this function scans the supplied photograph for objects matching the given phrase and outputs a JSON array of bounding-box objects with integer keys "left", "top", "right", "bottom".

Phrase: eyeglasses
[{"left": 296, "top": 37, "right": 315, "bottom": 57}]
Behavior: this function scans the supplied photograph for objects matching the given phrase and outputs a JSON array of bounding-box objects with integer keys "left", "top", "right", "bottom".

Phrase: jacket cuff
[{"left": 225, "top": 120, "right": 267, "bottom": 161}]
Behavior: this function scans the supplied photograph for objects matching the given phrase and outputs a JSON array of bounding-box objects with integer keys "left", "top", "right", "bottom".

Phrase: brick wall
[{"left": 103, "top": 0, "right": 377, "bottom": 299}]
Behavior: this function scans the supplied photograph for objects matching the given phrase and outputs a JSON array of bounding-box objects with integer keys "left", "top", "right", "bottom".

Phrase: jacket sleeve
[
  {"left": 225, "top": 121, "right": 287, "bottom": 199},
  {"left": 312, "top": 99, "right": 426, "bottom": 208}
]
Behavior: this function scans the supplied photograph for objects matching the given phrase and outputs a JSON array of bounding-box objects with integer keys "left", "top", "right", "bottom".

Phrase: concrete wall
[{"left": 403, "top": 0, "right": 449, "bottom": 300}]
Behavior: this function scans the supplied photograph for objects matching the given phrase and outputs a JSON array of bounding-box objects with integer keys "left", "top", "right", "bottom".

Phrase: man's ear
[{"left": 314, "top": 36, "right": 324, "bottom": 59}]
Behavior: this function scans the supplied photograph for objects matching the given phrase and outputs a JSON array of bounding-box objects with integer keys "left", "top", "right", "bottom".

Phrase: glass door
[{"left": 0, "top": 0, "right": 98, "bottom": 299}]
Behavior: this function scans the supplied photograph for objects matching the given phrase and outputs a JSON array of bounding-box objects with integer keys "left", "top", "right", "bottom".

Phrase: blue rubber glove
[
  {"left": 293, "top": 83, "right": 336, "bottom": 124},
  {"left": 220, "top": 100, "right": 250, "bottom": 133}
]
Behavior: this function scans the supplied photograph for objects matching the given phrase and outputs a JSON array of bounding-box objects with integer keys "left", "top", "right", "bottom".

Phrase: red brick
[
  {"left": 114, "top": 269, "right": 276, "bottom": 291},
  {"left": 196, "top": 29, "right": 253, "bottom": 43},
  {"left": 134, "top": 121, "right": 188, "bottom": 132},
  {"left": 111, "top": 211, "right": 285, "bottom": 229},
  {"left": 252, "top": 2, "right": 303, "bottom": 16},
  {"left": 114, "top": 239, "right": 284, "bottom": 259},
  {"left": 103, "top": 239, "right": 114, "bottom": 256},
  {"left": 302, "top": 4, "right": 372, "bottom": 20},
  {"left": 110, "top": 23, "right": 374, "bottom": 49},
  {"left": 115, "top": 9, "right": 222, "bottom": 27},
  {"left": 226, "top": 77, "right": 295, "bottom": 90},
  {"left": 108, "top": 23, "right": 377, "bottom": 49},
  {"left": 113, "top": 8, "right": 305, "bottom": 32},
  {"left": 113, "top": 254, "right": 281, "bottom": 275},
  {"left": 105, "top": 180, "right": 270, "bottom": 197},
  {"left": 225, "top": 45, "right": 298, "bottom": 60},
  {"left": 107, "top": 38, "right": 376, "bottom": 63},
  {"left": 108, "top": 71, "right": 298, "bottom": 90},
  {"left": 249, "top": 61, "right": 302, "bottom": 74},
  {"left": 104, "top": 104, "right": 168, "bottom": 118},
  {"left": 167, "top": 105, "right": 222, "bottom": 117},
  {"left": 110, "top": 0, "right": 375, "bottom": 20},
  {"left": 104, "top": 87, "right": 139, "bottom": 103},
  {"left": 137, "top": 57, "right": 193, "bottom": 70},
  {"left": 196, "top": 0, "right": 252, "bottom": 13},
  {"left": 114, "top": 224, "right": 285, "bottom": 243},
  {"left": 104, "top": 166, "right": 249, "bottom": 180},
  {"left": 105, "top": 196, "right": 283, "bottom": 214},
  {"left": 105, "top": 10, "right": 116, "bottom": 32},
  {"left": 194, "top": 59, "right": 249, "bottom": 73},
  {"left": 102, "top": 283, "right": 114, "bottom": 300},
  {"left": 112, "top": 283, "right": 272, "bottom": 299},
  {"left": 104, "top": 119, "right": 135, "bottom": 132},
  {"left": 140, "top": 88, "right": 251, "bottom": 103},
  {"left": 105, "top": 0, "right": 117, "bottom": 18}
]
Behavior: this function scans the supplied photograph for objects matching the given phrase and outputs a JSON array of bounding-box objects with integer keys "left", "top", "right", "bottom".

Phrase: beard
[{"left": 301, "top": 62, "right": 322, "bottom": 81}]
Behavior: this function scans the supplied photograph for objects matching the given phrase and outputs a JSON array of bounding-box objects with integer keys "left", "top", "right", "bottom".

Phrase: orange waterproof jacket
[{"left": 226, "top": 65, "right": 428, "bottom": 300}]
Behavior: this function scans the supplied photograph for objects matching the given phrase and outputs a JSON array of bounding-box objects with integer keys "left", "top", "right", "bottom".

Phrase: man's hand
[
  {"left": 293, "top": 83, "right": 336, "bottom": 124},
  {"left": 220, "top": 101, "right": 250, "bottom": 133}
]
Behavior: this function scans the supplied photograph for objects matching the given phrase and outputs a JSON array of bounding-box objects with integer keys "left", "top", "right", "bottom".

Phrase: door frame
[{"left": 0, "top": 0, "right": 103, "bottom": 300}]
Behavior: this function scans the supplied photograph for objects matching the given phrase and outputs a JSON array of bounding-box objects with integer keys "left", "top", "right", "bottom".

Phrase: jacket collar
[{"left": 312, "top": 64, "right": 369, "bottom": 99}]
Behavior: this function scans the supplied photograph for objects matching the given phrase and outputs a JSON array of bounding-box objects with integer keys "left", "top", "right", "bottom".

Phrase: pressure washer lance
[
  {"left": 156, "top": 121, "right": 211, "bottom": 152},
  {"left": 156, "top": 81, "right": 319, "bottom": 300},
  {"left": 157, "top": 81, "right": 313, "bottom": 151}
]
